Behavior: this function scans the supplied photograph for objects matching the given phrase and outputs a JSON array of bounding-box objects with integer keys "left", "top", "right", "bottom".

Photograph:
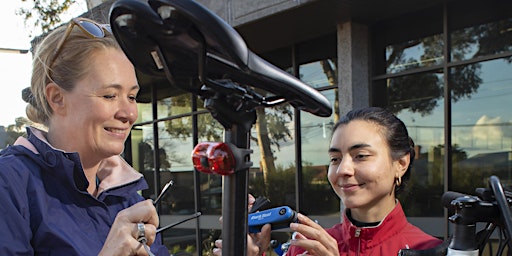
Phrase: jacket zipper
[{"left": 355, "top": 228, "right": 361, "bottom": 256}]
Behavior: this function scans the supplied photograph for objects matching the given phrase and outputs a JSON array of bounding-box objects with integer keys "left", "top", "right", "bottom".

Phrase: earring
[{"left": 395, "top": 176, "right": 402, "bottom": 186}]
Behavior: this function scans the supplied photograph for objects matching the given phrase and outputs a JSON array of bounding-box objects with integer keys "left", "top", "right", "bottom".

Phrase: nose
[
  {"left": 115, "top": 98, "right": 138, "bottom": 124},
  {"left": 337, "top": 156, "right": 354, "bottom": 176}
]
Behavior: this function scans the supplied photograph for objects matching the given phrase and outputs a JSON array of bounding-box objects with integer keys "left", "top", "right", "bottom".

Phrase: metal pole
[{"left": 222, "top": 125, "right": 249, "bottom": 255}]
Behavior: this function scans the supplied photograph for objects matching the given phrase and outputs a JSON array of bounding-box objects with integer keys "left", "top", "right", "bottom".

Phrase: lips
[{"left": 340, "top": 183, "right": 362, "bottom": 192}]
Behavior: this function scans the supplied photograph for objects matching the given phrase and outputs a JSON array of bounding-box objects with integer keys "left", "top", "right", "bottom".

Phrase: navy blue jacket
[{"left": 0, "top": 128, "right": 169, "bottom": 255}]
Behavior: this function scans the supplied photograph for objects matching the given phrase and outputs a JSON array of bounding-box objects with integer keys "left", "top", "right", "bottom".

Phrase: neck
[
  {"left": 350, "top": 198, "right": 397, "bottom": 223},
  {"left": 46, "top": 129, "right": 101, "bottom": 195}
]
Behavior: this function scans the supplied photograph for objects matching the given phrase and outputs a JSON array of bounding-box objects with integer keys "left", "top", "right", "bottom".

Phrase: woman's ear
[
  {"left": 45, "top": 83, "right": 66, "bottom": 114},
  {"left": 396, "top": 153, "right": 410, "bottom": 178}
]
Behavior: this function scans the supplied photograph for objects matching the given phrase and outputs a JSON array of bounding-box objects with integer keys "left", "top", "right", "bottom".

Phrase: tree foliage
[
  {"left": 17, "top": 0, "right": 76, "bottom": 35},
  {"left": 0, "top": 117, "right": 32, "bottom": 149}
]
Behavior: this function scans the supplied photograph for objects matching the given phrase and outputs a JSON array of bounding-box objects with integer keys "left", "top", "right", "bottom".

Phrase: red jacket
[{"left": 286, "top": 202, "right": 442, "bottom": 255}]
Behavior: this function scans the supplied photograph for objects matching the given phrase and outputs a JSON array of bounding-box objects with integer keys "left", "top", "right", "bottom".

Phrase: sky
[{"left": 0, "top": 1, "right": 87, "bottom": 127}]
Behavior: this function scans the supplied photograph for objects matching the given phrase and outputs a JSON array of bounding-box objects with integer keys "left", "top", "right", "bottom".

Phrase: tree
[
  {"left": 0, "top": 117, "right": 33, "bottom": 149},
  {"left": 163, "top": 94, "right": 293, "bottom": 188},
  {"left": 17, "top": 0, "right": 77, "bottom": 35},
  {"left": 254, "top": 104, "right": 293, "bottom": 187}
]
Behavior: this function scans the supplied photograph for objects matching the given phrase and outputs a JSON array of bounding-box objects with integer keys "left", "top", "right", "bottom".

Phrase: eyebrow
[
  {"left": 104, "top": 84, "right": 140, "bottom": 91},
  {"left": 328, "top": 143, "right": 371, "bottom": 153}
]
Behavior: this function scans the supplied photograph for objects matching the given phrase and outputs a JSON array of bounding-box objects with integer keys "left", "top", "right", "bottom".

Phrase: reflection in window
[
  {"left": 298, "top": 59, "right": 339, "bottom": 215},
  {"left": 158, "top": 120, "right": 192, "bottom": 171},
  {"left": 132, "top": 120, "right": 196, "bottom": 216},
  {"left": 135, "top": 102, "right": 153, "bottom": 124},
  {"left": 160, "top": 227, "right": 202, "bottom": 255},
  {"left": 386, "top": 35, "right": 444, "bottom": 74},
  {"left": 387, "top": 71, "right": 445, "bottom": 217},
  {"left": 299, "top": 59, "right": 337, "bottom": 89},
  {"left": 300, "top": 89, "right": 339, "bottom": 215},
  {"left": 200, "top": 172, "right": 222, "bottom": 214},
  {"left": 157, "top": 94, "right": 192, "bottom": 120},
  {"left": 387, "top": 71, "right": 444, "bottom": 116},
  {"left": 451, "top": 58, "right": 512, "bottom": 191},
  {"left": 249, "top": 104, "right": 296, "bottom": 208},
  {"left": 451, "top": 18, "right": 512, "bottom": 62}
]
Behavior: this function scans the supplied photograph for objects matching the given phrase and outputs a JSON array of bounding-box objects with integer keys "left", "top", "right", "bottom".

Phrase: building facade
[{"left": 88, "top": 0, "right": 512, "bottom": 254}]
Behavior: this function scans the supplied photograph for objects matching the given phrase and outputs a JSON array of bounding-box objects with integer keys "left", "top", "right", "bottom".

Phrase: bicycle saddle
[{"left": 109, "top": 0, "right": 332, "bottom": 117}]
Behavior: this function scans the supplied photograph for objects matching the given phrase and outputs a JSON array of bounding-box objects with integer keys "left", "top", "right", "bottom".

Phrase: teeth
[{"left": 107, "top": 128, "right": 124, "bottom": 134}]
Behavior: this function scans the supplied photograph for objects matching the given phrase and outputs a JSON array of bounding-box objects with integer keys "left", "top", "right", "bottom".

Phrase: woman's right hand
[
  {"left": 212, "top": 224, "right": 271, "bottom": 256},
  {"left": 98, "top": 199, "right": 159, "bottom": 256},
  {"left": 288, "top": 213, "right": 339, "bottom": 256}
]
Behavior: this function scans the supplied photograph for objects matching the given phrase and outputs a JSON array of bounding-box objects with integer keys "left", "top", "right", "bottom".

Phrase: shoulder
[
  {"left": 325, "top": 222, "right": 345, "bottom": 239},
  {"left": 400, "top": 223, "right": 443, "bottom": 248},
  {"left": 0, "top": 146, "right": 40, "bottom": 179}
]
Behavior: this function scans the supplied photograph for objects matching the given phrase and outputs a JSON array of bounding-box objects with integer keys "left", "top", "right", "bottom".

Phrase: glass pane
[
  {"left": 129, "top": 126, "right": 145, "bottom": 173},
  {"left": 193, "top": 112, "right": 224, "bottom": 215},
  {"left": 159, "top": 120, "right": 194, "bottom": 172},
  {"left": 131, "top": 124, "right": 156, "bottom": 199},
  {"left": 136, "top": 102, "right": 153, "bottom": 124},
  {"left": 451, "top": 58, "right": 512, "bottom": 192},
  {"left": 200, "top": 173, "right": 222, "bottom": 215},
  {"left": 160, "top": 227, "right": 198, "bottom": 255},
  {"left": 300, "top": 89, "right": 339, "bottom": 215},
  {"left": 451, "top": 18, "right": 512, "bottom": 62},
  {"left": 161, "top": 171, "right": 195, "bottom": 215},
  {"left": 387, "top": 71, "right": 445, "bottom": 217},
  {"left": 157, "top": 94, "right": 192, "bottom": 120},
  {"left": 249, "top": 104, "right": 296, "bottom": 208},
  {"left": 299, "top": 59, "right": 337, "bottom": 89},
  {"left": 386, "top": 35, "right": 444, "bottom": 74}
]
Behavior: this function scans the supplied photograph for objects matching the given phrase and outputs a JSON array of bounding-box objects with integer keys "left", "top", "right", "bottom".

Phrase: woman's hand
[
  {"left": 212, "top": 194, "right": 271, "bottom": 256},
  {"left": 99, "top": 200, "right": 159, "bottom": 256},
  {"left": 212, "top": 224, "right": 271, "bottom": 256},
  {"left": 288, "top": 213, "right": 339, "bottom": 256}
]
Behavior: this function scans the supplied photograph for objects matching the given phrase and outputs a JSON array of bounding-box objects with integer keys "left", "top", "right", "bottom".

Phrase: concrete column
[
  {"left": 337, "top": 21, "right": 370, "bottom": 116},
  {"left": 86, "top": 0, "right": 106, "bottom": 10}
]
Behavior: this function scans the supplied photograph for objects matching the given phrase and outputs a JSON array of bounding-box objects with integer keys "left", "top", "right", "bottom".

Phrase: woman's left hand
[
  {"left": 212, "top": 224, "right": 271, "bottom": 256},
  {"left": 98, "top": 199, "right": 159, "bottom": 256},
  {"left": 288, "top": 213, "right": 339, "bottom": 256}
]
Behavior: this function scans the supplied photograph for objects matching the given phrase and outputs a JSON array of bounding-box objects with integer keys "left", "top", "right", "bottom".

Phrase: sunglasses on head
[{"left": 50, "top": 17, "right": 112, "bottom": 67}]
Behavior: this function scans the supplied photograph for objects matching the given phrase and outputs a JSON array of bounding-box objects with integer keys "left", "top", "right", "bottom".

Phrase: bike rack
[{"left": 109, "top": 0, "right": 332, "bottom": 254}]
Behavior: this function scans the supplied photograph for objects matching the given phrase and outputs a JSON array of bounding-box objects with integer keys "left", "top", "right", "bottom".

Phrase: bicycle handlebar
[{"left": 399, "top": 175, "right": 512, "bottom": 256}]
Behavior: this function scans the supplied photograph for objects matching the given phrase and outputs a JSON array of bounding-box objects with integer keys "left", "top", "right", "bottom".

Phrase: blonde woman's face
[
  {"left": 58, "top": 48, "right": 139, "bottom": 162},
  {"left": 328, "top": 120, "right": 402, "bottom": 220}
]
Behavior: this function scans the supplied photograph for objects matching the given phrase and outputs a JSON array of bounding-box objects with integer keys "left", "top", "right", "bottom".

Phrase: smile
[
  {"left": 341, "top": 183, "right": 362, "bottom": 192},
  {"left": 105, "top": 128, "right": 126, "bottom": 135}
]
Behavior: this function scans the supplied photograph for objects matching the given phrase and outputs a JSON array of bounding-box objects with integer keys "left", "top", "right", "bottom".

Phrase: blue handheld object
[{"left": 248, "top": 206, "right": 298, "bottom": 233}]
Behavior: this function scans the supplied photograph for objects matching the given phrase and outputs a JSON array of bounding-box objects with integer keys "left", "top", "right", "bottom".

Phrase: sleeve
[
  {"left": 0, "top": 159, "right": 34, "bottom": 255},
  {"left": 284, "top": 245, "right": 307, "bottom": 256}
]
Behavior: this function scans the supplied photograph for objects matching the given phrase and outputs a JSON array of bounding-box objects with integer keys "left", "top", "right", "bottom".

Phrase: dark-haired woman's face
[{"left": 327, "top": 120, "right": 408, "bottom": 221}]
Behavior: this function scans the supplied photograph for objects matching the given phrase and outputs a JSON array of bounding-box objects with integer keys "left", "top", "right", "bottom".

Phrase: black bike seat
[{"left": 109, "top": 0, "right": 332, "bottom": 117}]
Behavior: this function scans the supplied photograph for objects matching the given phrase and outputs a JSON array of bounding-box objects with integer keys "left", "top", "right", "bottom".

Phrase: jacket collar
[
  {"left": 343, "top": 201, "right": 409, "bottom": 247},
  {"left": 14, "top": 127, "right": 144, "bottom": 195}
]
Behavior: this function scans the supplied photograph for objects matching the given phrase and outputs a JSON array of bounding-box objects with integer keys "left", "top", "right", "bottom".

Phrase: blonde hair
[{"left": 27, "top": 20, "right": 121, "bottom": 125}]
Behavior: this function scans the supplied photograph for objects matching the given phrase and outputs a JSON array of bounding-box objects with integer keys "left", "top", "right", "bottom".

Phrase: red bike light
[{"left": 192, "top": 142, "right": 236, "bottom": 175}]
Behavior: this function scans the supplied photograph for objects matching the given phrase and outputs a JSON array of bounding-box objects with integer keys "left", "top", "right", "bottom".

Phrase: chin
[{"left": 103, "top": 146, "right": 125, "bottom": 157}]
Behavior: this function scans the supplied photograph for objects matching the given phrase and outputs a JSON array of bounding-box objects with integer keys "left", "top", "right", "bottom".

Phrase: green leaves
[{"left": 17, "top": 0, "right": 76, "bottom": 35}]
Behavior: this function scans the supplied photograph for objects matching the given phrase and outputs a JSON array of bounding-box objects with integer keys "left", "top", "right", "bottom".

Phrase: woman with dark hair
[{"left": 284, "top": 107, "right": 443, "bottom": 255}]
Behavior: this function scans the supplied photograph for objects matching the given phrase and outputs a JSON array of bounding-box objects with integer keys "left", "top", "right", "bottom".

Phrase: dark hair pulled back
[{"left": 332, "top": 107, "right": 415, "bottom": 193}]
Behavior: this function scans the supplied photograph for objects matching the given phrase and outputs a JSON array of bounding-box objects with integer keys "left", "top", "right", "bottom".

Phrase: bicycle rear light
[{"left": 192, "top": 142, "right": 236, "bottom": 175}]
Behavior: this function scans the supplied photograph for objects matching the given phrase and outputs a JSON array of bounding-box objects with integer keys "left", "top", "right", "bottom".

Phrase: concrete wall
[{"left": 197, "top": 0, "right": 317, "bottom": 26}]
